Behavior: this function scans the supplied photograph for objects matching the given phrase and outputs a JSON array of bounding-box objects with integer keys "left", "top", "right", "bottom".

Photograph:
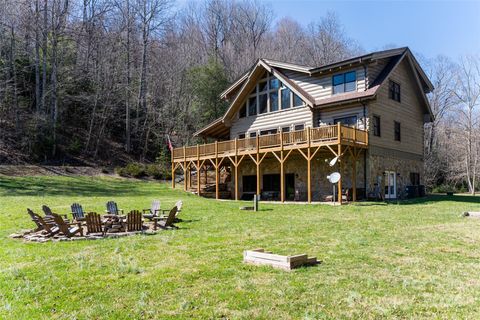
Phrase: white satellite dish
[
  {"left": 327, "top": 172, "right": 341, "bottom": 184},
  {"left": 329, "top": 156, "right": 340, "bottom": 167}
]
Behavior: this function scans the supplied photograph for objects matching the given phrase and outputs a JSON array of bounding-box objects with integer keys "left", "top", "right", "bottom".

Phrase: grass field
[{"left": 1, "top": 175, "right": 480, "bottom": 319}]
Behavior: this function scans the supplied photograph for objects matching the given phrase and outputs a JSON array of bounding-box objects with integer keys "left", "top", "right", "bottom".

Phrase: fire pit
[{"left": 103, "top": 214, "right": 126, "bottom": 233}]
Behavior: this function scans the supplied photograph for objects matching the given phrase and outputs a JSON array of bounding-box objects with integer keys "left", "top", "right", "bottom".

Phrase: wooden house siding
[
  {"left": 367, "top": 59, "right": 425, "bottom": 156},
  {"left": 283, "top": 67, "right": 366, "bottom": 101},
  {"left": 230, "top": 106, "right": 313, "bottom": 139}
]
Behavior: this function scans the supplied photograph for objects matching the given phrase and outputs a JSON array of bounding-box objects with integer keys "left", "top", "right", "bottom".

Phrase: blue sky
[{"left": 268, "top": 0, "right": 480, "bottom": 59}]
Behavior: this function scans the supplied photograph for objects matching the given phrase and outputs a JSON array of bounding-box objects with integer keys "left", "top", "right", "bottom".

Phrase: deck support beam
[
  {"left": 307, "top": 128, "right": 311, "bottom": 203},
  {"left": 196, "top": 145, "right": 200, "bottom": 196},
  {"left": 215, "top": 141, "right": 219, "bottom": 200},
  {"left": 256, "top": 135, "right": 260, "bottom": 196},
  {"left": 338, "top": 143, "right": 342, "bottom": 205}
]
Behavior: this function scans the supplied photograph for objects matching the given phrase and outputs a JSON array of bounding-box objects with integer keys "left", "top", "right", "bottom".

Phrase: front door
[{"left": 384, "top": 171, "right": 397, "bottom": 199}]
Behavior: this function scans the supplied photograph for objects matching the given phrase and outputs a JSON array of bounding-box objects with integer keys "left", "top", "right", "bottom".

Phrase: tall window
[
  {"left": 389, "top": 80, "right": 401, "bottom": 102},
  {"left": 373, "top": 115, "right": 381, "bottom": 137},
  {"left": 248, "top": 96, "right": 257, "bottom": 116},
  {"left": 281, "top": 86, "right": 291, "bottom": 110},
  {"left": 394, "top": 121, "right": 401, "bottom": 141},
  {"left": 333, "top": 71, "right": 356, "bottom": 94},
  {"left": 239, "top": 73, "right": 305, "bottom": 118}
]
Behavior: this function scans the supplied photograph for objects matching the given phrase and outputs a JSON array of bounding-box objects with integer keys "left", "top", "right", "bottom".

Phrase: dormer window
[{"left": 332, "top": 71, "right": 356, "bottom": 95}]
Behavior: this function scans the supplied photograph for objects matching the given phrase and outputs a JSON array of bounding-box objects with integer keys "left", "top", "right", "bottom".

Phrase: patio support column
[
  {"left": 197, "top": 144, "right": 200, "bottom": 196},
  {"left": 338, "top": 143, "right": 342, "bottom": 205},
  {"left": 352, "top": 148, "right": 357, "bottom": 202},
  {"left": 171, "top": 148, "right": 175, "bottom": 189},
  {"left": 256, "top": 135, "right": 260, "bottom": 196},
  {"left": 215, "top": 141, "right": 219, "bottom": 200},
  {"left": 235, "top": 138, "right": 239, "bottom": 201},
  {"left": 307, "top": 128, "right": 312, "bottom": 203},
  {"left": 280, "top": 132, "right": 285, "bottom": 203},
  {"left": 183, "top": 146, "right": 187, "bottom": 191}
]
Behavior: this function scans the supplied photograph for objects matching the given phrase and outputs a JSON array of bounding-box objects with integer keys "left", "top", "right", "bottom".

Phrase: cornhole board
[
  {"left": 464, "top": 212, "right": 480, "bottom": 218},
  {"left": 243, "top": 248, "right": 319, "bottom": 271}
]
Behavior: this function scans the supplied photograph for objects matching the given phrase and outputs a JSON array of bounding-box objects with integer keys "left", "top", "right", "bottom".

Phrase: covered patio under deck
[{"left": 171, "top": 123, "right": 368, "bottom": 204}]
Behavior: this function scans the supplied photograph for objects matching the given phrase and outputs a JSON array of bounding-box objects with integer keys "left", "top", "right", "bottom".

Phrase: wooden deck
[
  {"left": 172, "top": 124, "right": 368, "bottom": 163},
  {"left": 171, "top": 123, "right": 368, "bottom": 204}
]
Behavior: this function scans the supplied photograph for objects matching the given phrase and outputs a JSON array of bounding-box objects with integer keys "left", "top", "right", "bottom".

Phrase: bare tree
[{"left": 453, "top": 56, "right": 480, "bottom": 194}]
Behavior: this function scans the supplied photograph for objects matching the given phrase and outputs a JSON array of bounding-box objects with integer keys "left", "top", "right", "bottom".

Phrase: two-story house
[{"left": 171, "top": 47, "right": 434, "bottom": 202}]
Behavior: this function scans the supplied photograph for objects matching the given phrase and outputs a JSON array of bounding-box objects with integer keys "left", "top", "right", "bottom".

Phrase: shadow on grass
[
  {"left": 0, "top": 176, "right": 164, "bottom": 197},
  {"left": 353, "top": 194, "right": 480, "bottom": 206}
]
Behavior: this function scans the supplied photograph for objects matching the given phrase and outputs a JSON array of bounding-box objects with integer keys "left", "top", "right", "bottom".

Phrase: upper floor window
[
  {"left": 240, "top": 73, "right": 305, "bottom": 118},
  {"left": 238, "top": 133, "right": 246, "bottom": 139},
  {"left": 389, "top": 80, "right": 401, "bottom": 102},
  {"left": 333, "top": 71, "right": 356, "bottom": 95},
  {"left": 373, "top": 115, "right": 381, "bottom": 136},
  {"left": 294, "top": 124, "right": 305, "bottom": 131},
  {"left": 260, "top": 128, "right": 277, "bottom": 135},
  {"left": 334, "top": 115, "right": 357, "bottom": 128},
  {"left": 394, "top": 121, "right": 401, "bottom": 141}
]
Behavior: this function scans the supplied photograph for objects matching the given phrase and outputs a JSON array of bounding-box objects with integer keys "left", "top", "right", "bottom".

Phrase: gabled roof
[{"left": 196, "top": 47, "right": 434, "bottom": 138}]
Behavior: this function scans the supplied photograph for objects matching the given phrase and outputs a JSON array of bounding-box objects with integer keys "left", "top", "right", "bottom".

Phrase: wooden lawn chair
[
  {"left": 105, "top": 201, "right": 123, "bottom": 215},
  {"left": 143, "top": 200, "right": 161, "bottom": 221},
  {"left": 71, "top": 203, "right": 86, "bottom": 221},
  {"left": 27, "top": 208, "right": 44, "bottom": 232},
  {"left": 42, "top": 205, "right": 68, "bottom": 220},
  {"left": 30, "top": 211, "right": 60, "bottom": 237},
  {"left": 126, "top": 210, "right": 143, "bottom": 232},
  {"left": 85, "top": 212, "right": 104, "bottom": 235},
  {"left": 154, "top": 206, "right": 178, "bottom": 230},
  {"left": 51, "top": 213, "right": 83, "bottom": 237}
]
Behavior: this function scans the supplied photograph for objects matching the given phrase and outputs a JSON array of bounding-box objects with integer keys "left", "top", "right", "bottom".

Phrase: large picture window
[
  {"left": 239, "top": 73, "right": 305, "bottom": 118},
  {"left": 333, "top": 71, "right": 356, "bottom": 95}
]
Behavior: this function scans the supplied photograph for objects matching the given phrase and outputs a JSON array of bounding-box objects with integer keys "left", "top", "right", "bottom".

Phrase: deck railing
[{"left": 173, "top": 124, "right": 368, "bottom": 160}]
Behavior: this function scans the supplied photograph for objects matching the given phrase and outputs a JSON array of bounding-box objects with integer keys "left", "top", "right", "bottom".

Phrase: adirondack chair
[
  {"left": 126, "top": 210, "right": 143, "bottom": 232},
  {"left": 142, "top": 200, "right": 161, "bottom": 221},
  {"left": 42, "top": 205, "right": 68, "bottom": 220},
  {"left": 154, "top": 206, "right": 178, "bottom": 230},
  {"left": 30, "top": 211, "right": 60, "bottom": 237},
  {"left": 85, "top": 212, "right": 104, "bottom": 235},
  {"left": 27, "top": 208, "right": 44, "bottom": 232},
  {"left": 71, "top": 203, "right": 86, "bottom": 221},
  {"left": 105, "top": 201, "right": 123, "bottom": 215},
  {"left": 51, "top": 213, "right": 83, "bottom": 237},
  {"left": 159, "top": 200, "right": 182, "bottom": 222}
]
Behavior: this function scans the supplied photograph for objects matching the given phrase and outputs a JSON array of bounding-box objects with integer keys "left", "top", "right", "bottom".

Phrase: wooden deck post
[
  {"left": 196, "top": 144, "right": 200, "bottom": 196},
  {"left": 171, "top": 148, "right": 175, "bottom": 189},
  {"left": 183, "top": 146, "right": 187, "bottom": 191},
  {"left": 256, "top": 135, "right": 260, "bottom": 196},
  {"left": 280, "top": 131, "right": 285, "bottom": 203},
  {"left": 215, "top": 141, "right": 219, "bottom": 200},
  {"left": 235, "top": 138, "right": 239, "bottom": 201},
  {"left": 338, "top": 143, "right": 342, "bottom": 205},
  {"left": 307, "top": 127, "right": 311, "bottom": 203},
  {"left": 337, "top": 122, "right": 341, "bottom": 144},
  {"left": 352, "top": 148, "right": 357, "bottom": 202}
]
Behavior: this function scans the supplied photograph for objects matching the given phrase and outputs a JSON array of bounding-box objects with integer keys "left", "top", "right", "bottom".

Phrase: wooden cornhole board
[
  {"left": 243, "top": 248, "right": 319, "bottom": 271},
  {"left": 464, "top": 212, "right": 480, "bottom": 218}
]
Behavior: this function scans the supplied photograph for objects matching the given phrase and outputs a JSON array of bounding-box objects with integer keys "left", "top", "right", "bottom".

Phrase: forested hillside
[
  {"left": 0, "top": 0, "right": 479, "bottom": 193},
  {"left": 0, "top": 0, "right": 360, "bottom": 165}
]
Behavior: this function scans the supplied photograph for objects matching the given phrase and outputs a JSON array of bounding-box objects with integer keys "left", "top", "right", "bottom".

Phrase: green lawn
[{"left": 1, "top": 176, "right": 480, "bottom": 319}]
